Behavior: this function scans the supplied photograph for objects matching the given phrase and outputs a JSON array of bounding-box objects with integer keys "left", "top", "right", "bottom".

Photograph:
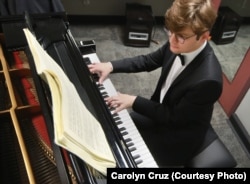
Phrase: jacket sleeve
[
  {"left": 110, "top": 42, "right": 170, "bottom": 73},
  {"left": 132, "top": 79, "right": 222, "bottom": 127}
]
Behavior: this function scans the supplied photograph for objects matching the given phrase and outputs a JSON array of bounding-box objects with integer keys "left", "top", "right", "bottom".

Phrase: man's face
[{"left": 168, "top": 27, "right": 208, "bottom": 54}]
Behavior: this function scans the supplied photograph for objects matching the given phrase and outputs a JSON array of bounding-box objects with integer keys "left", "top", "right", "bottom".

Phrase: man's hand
[
  {"left": 105, "top": 93, "right": 137, "bottom": 113},
  {"left": 88, "top": 62, "right": 113, "bottom": 84}
]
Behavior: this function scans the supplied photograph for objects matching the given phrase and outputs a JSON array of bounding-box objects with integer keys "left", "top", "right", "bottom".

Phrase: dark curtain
[{"left": 0, "top": 0, "right": 65, "bottom": 15}]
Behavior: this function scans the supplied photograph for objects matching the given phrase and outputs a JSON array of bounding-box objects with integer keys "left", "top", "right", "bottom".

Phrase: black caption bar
[{"left": 107, "top": 168, "right": 249, "bottom": 184}]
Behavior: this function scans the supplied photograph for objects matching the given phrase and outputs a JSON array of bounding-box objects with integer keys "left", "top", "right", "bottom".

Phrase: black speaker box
[
  {"left": 211, "top": 7, "right": 242, "bottom": 45},
  {"left": 124, "top": 3, "right": 154, "bottom": 47}
]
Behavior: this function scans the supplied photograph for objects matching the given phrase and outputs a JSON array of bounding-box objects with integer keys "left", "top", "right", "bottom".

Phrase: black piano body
[{"left": 0, "top": 13, "right": 157, "bottom": 184}]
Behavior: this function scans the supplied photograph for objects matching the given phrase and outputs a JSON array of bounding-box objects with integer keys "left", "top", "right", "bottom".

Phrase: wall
[
  {"left": 235, "top": 88, "right": 250, "bottom": 136},
  {"left": 221, "top": 0, "right": 250, "bottom": 17},
  {"left": 61, "top": 0, "right": 173, "bottom": 16},
  {"left": 61, "top": 0, "right": 250, "bottom": 17}
]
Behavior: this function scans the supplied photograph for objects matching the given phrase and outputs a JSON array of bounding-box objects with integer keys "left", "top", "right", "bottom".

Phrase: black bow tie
[{"left": 177, "top": 54, "right": 185, "bottom": 66}]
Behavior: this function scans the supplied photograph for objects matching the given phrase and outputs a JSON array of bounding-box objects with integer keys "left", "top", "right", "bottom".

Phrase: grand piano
[{"left": 0, "top": 13, "right": 157, "bottom": 183}]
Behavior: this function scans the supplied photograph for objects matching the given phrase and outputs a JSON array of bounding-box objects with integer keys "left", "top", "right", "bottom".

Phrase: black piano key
[
  {"left": 113, "top": 117, "right": 120, "bottom": 121},
  {"left": 114, "top": 117, "right": 122, "bottom": 122},
  {"left": 114, "top": 118, "right": 122, "bottom": 123},
  {"left": 128, "top": 147, "right": 136, "bottom": 152},
  {"left": 99, "top": 87, "right": 105, "bottom": 91},
  {"left": 102, "top": 95, "right": 109, "bottom": 98},
  {"left": 119, "top": 127, "right": 126, "bottom": 132},
  {"left": 97, "top": 83, "right": 103, "bottom": 86},
  {"left": 112, "top": 112, "right": 119, "bottom": 116},
  {"left": 133, "top": 154, "right": 141, "bottom": 160},
  {"left": 135, "top": 159, "right": 143, "bottom": 165},
  {"left": 83, "top": 57, "right": 91, "bottom": 64},
  {"left": 100, "top": 91, "right": 108, "bottom": 95},
  {"left": 124, "top": 138, "right": 132, "bottom": 143},
  {"left": 115, "top": 121, "right": 123, "bottom": 125},
  {"left": 126, "top": 142, "right": 134, "bottom": 147},
  {"left": 121, "top": 131, "right": 128, "bottom": 136}
]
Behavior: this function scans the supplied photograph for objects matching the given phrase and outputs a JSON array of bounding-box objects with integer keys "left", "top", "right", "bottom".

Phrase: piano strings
[
  {"left": 13, "top": 50, "right": 78, "bottom": 183},
  {"left": 0, "top": 78, "right": 11, "bottom": 111}
]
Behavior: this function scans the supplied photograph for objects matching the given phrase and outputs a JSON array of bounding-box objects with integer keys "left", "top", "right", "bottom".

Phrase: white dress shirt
[{"left": 160, "top": 41, "right": 207, "bottom": 103}]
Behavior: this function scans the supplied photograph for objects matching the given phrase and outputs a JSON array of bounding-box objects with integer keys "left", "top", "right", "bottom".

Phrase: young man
[{"left": 88, "top": 0, "right": 222, "bottom": 166}]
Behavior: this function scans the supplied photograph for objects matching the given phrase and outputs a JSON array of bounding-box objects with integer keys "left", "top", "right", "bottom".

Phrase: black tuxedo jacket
[{"left": 111, "top": 41, "right": 223, "bottom": 166}]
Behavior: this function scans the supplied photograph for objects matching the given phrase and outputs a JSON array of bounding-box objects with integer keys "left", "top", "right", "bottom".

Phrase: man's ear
[{"left": 201, "top": 31, "right": 211, "bottom": 41}]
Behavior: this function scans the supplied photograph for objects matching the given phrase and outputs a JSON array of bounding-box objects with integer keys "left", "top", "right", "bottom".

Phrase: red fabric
[
  {"left": 12, "top": 51, "right": 72, "bottom": 169},
  {"left": 32, "top": 115, "right": 52, "bottom": 147},
  {"left": 219, "top": 49, "right": 250, "bottom": 116},
  {"left": 13, "top": 51, "right": 51, "bottom": 146}
]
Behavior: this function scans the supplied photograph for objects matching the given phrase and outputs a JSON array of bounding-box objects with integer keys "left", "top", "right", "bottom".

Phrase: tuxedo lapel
[
  {"left": 158, "top": 54, "right": 176, "bottom": 87},
  {"left": 167, "top": 45, "right": 210, "bottom": 94},
  {"left": 151, "top": 54, "right": 176, "bottom": 101}
]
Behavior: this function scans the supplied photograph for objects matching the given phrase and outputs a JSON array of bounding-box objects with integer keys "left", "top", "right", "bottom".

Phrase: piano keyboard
[{"left": 83, "top": 53, "right": 158, "bottom": 168}]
